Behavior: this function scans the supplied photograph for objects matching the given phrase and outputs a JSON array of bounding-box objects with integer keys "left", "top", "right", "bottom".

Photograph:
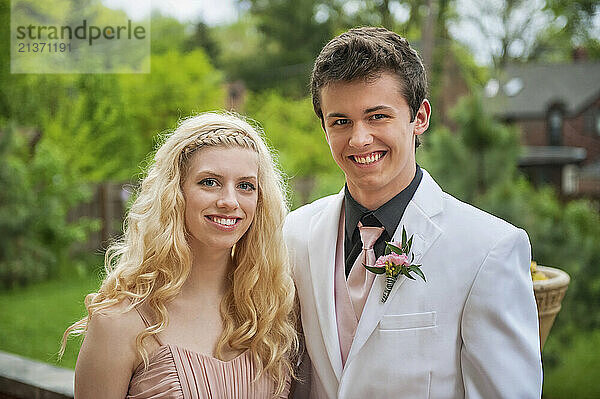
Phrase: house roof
[
  {"left": 484, "top": 62, "right": 600, "bottom": 119},
  {"left": 519, "top": 146, "right": 587, "bottom": 166}
]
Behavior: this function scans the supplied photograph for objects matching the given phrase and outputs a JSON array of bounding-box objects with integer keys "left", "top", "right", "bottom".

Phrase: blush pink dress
[{"left": 126, "top": 309, "right": 290, "bottom": 399}]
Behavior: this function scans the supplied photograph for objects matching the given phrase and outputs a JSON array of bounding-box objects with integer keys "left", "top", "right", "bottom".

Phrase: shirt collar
[{"left": 344, "top": 164, "right": 423, "bottom": 239}]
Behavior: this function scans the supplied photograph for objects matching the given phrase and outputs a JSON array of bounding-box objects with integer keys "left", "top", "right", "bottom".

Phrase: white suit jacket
[{"left": 284, "top": 169, "right": 542, "bottom": 399}]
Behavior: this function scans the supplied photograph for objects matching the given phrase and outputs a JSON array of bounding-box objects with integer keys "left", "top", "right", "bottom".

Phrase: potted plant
[{"left": 531, "top": 261, "right": 570, "bottom": 349}]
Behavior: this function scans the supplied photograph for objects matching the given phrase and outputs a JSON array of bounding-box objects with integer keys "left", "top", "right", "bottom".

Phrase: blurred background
[{"left": 0, "top": 0, "right": 599, "bottom": 397}]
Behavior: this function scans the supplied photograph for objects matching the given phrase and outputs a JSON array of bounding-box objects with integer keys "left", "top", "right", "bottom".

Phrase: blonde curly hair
[{"left": 61, "top": 112, "right": 298, "bottom": 396}]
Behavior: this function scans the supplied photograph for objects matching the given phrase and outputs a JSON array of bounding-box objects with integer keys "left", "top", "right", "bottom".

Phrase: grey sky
[{"left": 101, "top": 0, "right": 239, "bottom": 25}]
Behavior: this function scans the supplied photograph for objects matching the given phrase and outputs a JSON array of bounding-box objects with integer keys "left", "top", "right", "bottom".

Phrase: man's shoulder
[
  {"left": 419, "top": 169, "right": 520, "bottom": 237},
  {"left": 438, "top": 189, "right": 523, "bottom": 241}
]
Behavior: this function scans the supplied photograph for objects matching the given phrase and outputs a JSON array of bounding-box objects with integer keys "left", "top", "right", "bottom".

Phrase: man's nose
[{"left": 348, "top": 122, "right": 374, "bottom": 148}]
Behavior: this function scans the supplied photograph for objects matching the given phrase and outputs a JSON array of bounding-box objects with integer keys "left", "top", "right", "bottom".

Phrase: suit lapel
[
  {"left": 308, "top": 190, "right": 345, "bottom": 380},
  {"left": 345, "top": 170, "right": 444, "bottom": 367}
]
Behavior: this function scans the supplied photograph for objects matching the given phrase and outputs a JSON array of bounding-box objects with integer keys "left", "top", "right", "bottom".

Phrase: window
[
  {"left": 547, "top": 107, "right": 563, "bottom": 146},
  {"left": 584, "top": 107, "right": 600, "bottom": 136}
]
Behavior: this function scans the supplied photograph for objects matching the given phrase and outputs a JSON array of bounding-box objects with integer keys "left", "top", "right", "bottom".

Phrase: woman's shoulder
[
  {"left": 75, "top": 299, "right": 155, "bottom": 397},
  {"left": 88, "top": 299, "right": 145, "bottom": 337},
  {"left": 84, "top": 299, "right": 149, "bottom": 364}
]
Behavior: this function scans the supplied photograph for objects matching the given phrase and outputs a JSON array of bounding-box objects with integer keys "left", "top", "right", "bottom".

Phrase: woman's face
[{"left": 181, "top": 145, "right": 259, "bottom": 255}]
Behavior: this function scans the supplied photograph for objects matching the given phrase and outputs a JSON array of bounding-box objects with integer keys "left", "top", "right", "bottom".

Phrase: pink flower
[
  {"left": 374, "top": 253, "right": 410, "bottom": 268},
  {"left": 373, "top": 255, "right": 389, "bottom": 268},
  {"left": 389, "top": 253, "right": 410, "bottom": 266}
]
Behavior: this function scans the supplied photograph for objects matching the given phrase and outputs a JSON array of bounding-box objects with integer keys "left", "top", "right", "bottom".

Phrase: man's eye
[
  {"left": 199, "top": 178, "right": 218, "bottom": 187},
  {"left": 332, "top": 119, "right": 349, "bottom": 126},
  {"left": 371, "top": 114, "right": 388, "bottom": 120},
  {"left": 238, "top": 182, "right": 256, "bottom": 191}
]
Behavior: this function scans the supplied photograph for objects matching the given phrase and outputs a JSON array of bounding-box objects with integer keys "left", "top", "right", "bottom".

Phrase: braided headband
[{"left": 181, "top": 128, "right": 258, "bottom": 159}]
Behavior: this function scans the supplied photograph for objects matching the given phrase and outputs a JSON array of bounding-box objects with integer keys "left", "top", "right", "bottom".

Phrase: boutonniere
[{"left": 364, "top": 227, "right": 426, "bottom": 302}]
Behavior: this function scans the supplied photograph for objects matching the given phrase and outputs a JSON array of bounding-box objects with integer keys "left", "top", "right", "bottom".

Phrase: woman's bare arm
[{"left": 74, "top": 306, "right": 141, "bottom": 399}]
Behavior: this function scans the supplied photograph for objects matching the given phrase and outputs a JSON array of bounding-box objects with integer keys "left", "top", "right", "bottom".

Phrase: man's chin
[{"left": 346, "top": 176, "right": 387, "bottom": 194}]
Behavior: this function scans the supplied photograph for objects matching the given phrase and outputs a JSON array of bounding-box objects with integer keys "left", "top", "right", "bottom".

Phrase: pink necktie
[{"left": 347, "top": 222, "right": 385, "bottom": 318}]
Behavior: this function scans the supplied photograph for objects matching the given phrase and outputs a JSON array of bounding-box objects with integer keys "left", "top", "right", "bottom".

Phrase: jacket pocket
[{"left": 378, "top": 311, "right": 437, "bottom": 331}]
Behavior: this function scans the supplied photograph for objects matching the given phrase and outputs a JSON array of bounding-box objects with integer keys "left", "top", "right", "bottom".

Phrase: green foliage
[
  {"left": 0, "top": 123, "right": 96, "bottom": 288},
  {"left": 244, "top": 91, "right": 343, "bottom": 206},
  {"left": 119, "top": 49, "right": 226, "bottom": 155},
  {"left": 184, "top": 21, "right": 221, "bottom": 65},
  {"left": 214, "top": 16, "right": 266, "bottom": 84},
  {"left": 2, "top": 51, "right": 224, "bottom": 183},
  {"left": 41, "top": 75, "right": 145, "bottom": 182},
  {"left": 233, "top": 0, "right": 333, "bottom": 96},
  {"left": 150, "top": 13, "right": 189, "bottom": 54},
  {"left": 0, "top": 0, "right": 224, "bottom": 288},
  {"left": 538, "top": 0, "right": 600, "bottom": 62},
  {"left": 542, "top": 328, "right": 600, "bottom": 398},
  {"left": 419, "top": 95, "right": 521, "bottom": 203}
]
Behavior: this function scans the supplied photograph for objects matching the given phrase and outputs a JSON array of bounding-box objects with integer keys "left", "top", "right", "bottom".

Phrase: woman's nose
[{"left": 216, "top": 186, "right": 239, "bottom": 209}]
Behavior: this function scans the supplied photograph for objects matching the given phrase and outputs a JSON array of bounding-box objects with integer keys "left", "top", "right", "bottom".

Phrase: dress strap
[{"left": 134, "top": 306, "right": 164, "bottom": 346}]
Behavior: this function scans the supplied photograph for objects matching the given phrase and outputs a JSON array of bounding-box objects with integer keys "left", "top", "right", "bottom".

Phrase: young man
[{"left": 284, "top": 27, "right": 542, "bottom": 398}]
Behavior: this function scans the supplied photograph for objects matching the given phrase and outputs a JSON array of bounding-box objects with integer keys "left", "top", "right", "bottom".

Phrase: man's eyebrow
[
  {"left": 364, "top": 105, "right": 392, "bottom": 114},
  {"left": 325, "top": 112, "right": 347, "bottom": 118}
]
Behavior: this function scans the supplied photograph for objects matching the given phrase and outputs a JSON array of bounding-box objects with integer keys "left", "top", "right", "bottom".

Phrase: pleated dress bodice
[{"left": 126, "top": 310, "right": 290, "bottom": 399}]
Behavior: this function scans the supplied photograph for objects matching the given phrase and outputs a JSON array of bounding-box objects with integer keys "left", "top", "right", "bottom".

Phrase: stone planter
[{"left": 532, "top": 265, "right": 570, "bottom": 349}]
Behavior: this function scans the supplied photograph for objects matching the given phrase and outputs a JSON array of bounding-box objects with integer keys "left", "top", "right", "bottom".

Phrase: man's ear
[{"left": 413, "top": 99, "right": 431, "bottom": 136}]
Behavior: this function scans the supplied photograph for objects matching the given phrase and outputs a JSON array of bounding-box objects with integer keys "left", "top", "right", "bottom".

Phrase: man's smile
[{"left": 349, "top": 151, "right": 387, "bottom": 166}]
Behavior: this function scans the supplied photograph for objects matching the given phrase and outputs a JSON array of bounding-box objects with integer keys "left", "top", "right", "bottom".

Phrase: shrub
[{"left": 0, "top": 122, "right": 94, "bottom": 288}]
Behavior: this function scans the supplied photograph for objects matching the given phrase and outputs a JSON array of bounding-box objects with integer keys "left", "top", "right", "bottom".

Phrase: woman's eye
[
  {"left": 199, "top": 178, "right": 218, "bottom": 187},
  {"left": 238, "top": 182, "right": 256, "bottom": 191}
]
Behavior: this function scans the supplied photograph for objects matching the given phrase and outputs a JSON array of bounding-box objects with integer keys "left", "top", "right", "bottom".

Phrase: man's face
[{"left": 320, "top": 72, "right": 430, "bottom": 209}]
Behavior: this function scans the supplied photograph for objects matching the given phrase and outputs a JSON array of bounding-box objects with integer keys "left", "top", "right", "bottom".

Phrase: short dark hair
[{"left": 310, "top": 27, "right": 427, "bottom": 124}]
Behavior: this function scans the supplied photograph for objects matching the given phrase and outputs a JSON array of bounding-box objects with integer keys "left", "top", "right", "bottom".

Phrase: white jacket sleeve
[{"left": 461, "top": 228, "right": 543, "bottom": 399}]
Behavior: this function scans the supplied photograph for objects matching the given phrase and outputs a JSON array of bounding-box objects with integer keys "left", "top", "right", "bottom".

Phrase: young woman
[{"left": 61, "top": 112, "right": 299, "bottom": 398}]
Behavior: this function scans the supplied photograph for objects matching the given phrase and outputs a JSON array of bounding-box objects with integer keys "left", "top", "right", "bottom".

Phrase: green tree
[
  {"left": 419, "top": 95, "right": 520, "bottom": 202},
  {"left": 185, "top": 21, "right": 220, "bottom": 65},
  {"left": 231, "top": 0, "right": 334, "bottom": 96},
  {"left": 450, "top": 0, "right": 600, "bottom": 66},
  {"left": 0, "top": 123, "right": 94, "bottom": 288},
  {"left": 119, "top": 49, "right": 226, "bottom": 155},
  {"left": 245, "top": 91, "right": 342, "bottom": 206},
  {"left": 40, "top": 75, "right": 144, "bottom": 182},
  {"left": 150, "top": 13, "right": 189, "bottom": 55}
]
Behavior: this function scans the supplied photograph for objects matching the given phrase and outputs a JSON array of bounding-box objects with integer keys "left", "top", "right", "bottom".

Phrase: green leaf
[
  {"left": 402, "top": 227, "right": 407, "bottom": 248},
  {"left": 364, "top": 265, "right": 386, "bottom": 274},
  {"left": 407, "top": 235, "right": 413, "bottom": 251},
  {"left": 411, "top": 266, "right": 426, "bottom": 282},
  {"left": 386, "top": 242, "right": 403, "bottom": 254},
  {"left": 402, "top": 268, "right": 416, "bottom": 280}
]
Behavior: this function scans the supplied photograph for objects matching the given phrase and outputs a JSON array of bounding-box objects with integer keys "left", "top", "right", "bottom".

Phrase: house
[{"left": 483, "top": 61, "right": 600, "bottom": 199}]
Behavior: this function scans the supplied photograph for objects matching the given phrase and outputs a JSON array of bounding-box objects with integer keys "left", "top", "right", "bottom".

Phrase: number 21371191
[{"left": 17, "top": 42, "right": 72, "bottom": 53}]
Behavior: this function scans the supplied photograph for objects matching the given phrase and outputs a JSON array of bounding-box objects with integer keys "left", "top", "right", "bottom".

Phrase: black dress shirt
[{"left": 344, "top": 164, "right": 423, "bottom": 276}]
